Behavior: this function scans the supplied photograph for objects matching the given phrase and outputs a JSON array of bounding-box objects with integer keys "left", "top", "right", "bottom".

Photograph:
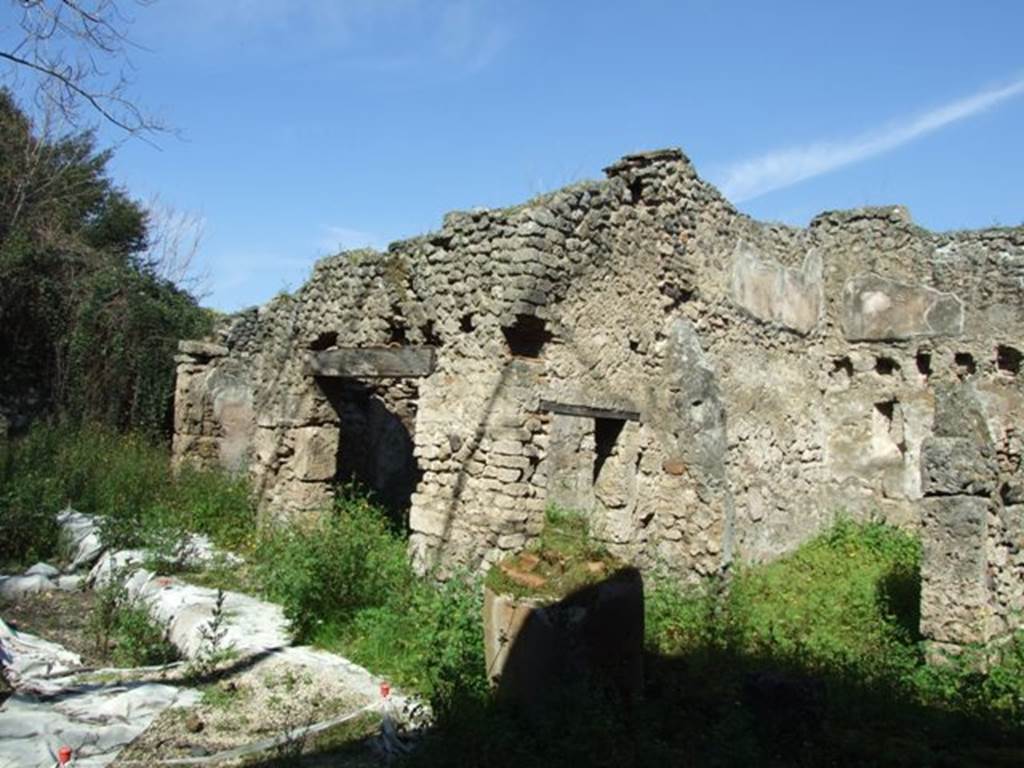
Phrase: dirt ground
[
  {"left": 112, "top": 653, "right": 380, "bottom": 766},
  {"left": 1, "top": 587, "right": 104, "bottom": 666},
  {"left": 2, "top": 589, "right": 385, "bottom": 766}
]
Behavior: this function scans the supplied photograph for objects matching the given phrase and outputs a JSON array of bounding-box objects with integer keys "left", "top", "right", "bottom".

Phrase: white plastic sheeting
[
  {"left": 1, "top": 680, "right": 199, "bottom": 768},
  {"left": 119, "top": 568, "right": 291, "bottom": 659},
  {"left": 24, "top": 564, "right": 60, "bottom": 579},
  {"left": 0, "top": 574, "right": 56, "bottom": 602},
  {"left": 57, "top": 507, "right": 105, "bottom": 572},
  {"left": 0, "top": 571, "right": 82, "bottom": 602},
  {"left": 0, "top": 509, "right": 426, "bottom": 766},
  {"left": 0, "top": 618, "right": 82, "bottom": 686},
  {"left": 0, "top": 619, "right": 199, "bottom": 768}
]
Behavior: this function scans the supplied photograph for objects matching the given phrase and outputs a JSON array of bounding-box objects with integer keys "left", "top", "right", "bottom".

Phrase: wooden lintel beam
[
  {"left": 538, "top": 399, "right": 640, "bottom": 422},
  {"left": 306, "top": 347, "right": 436, "bottom": 378}
]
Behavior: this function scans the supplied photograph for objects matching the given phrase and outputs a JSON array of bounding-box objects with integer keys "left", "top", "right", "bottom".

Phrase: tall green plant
[
  {"left": 0, "top": 423, "right": 255, "bottom": 566},
  {"left": 0, "top": 424, "right": 62, "bottom": 567},
  {"left": 257, "top": 488, "right": 413, "bottom": 640}
]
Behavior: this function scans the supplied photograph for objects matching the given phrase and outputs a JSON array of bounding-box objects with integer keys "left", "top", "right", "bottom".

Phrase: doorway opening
[{"left": 317, "top": 378, "right": 421, "bottom": 528}]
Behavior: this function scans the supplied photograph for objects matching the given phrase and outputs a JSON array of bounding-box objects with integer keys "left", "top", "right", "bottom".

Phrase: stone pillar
[
  {"left": 483, "top": 569, "right": 645, "bottom": 714},
  {"left": 918, "top": 384, "right": 999, "bottom": 659},
  {"left": 172, "top": 340, "right": 255, "bottom": 473},
  {"left": 172, "top": 340, "right": 229, "bottom": 468}
]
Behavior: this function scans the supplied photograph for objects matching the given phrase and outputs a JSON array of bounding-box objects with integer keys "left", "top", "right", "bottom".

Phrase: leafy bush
[
  {"left": 256, "top": 488, "right": 413, "bottom": 640},
  {"left": 89, "top": 570, "right": 176, "bottom": 667},
  {"left": 0, "top": 90, "right": 213, "bottom": 433},
  {"left": 0, "top": 424, "right": 63, "bottom": 567},
  {"left": 64, "top": 265, "right": 213, "bottom": 432},
  {"left": 107, "top": 604, "right": 178, "bottom": 667},
  {"left": 338, "top": 571, "right": 486, "bottom": 703},
  {"left": 255, "top": 487, "right": 487, "bottom": 703}
]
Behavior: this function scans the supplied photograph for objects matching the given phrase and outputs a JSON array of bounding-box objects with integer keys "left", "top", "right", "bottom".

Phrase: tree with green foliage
[{"left": 0, "top": 89, "right": 212, "bottom": 432}]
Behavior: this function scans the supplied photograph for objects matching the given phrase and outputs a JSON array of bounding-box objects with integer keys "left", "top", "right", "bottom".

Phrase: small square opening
[{"left": 502, "top": 314, "right": 552, "bottom": 358}]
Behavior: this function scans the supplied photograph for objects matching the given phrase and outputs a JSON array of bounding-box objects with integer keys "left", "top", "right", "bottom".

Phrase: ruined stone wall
[
  {"left": 918, "top": 382, "right": 1024, "bottom": 655},
  {"left": 699, "top": 205, "right": 1024, "bottom": 569},
  {"left": 173, "top": 340, "right": 255, "bottom": 473},
  {"left": 172, "top": 148, "right": 1024, "bottom": 620}
]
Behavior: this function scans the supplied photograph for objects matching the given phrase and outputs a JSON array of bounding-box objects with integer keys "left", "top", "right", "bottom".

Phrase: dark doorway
[
  {"left": 593, "top": 417, "right": 626, "bottom": 485},
  {"left": 318, "top": 378, "right": 420, "bottom": 527}
]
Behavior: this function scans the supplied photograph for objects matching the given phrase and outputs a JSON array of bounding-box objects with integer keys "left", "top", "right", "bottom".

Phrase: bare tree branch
[
  {"left": 142, "top": 196, "right": 210, "bottom": 297},
  {"left": 1, "top": 0, "right": 163, "bottom": 137}
]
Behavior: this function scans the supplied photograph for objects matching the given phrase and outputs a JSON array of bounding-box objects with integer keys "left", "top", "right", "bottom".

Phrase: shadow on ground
[
  {"left": 241, "top": 569, "right": 1023, "bottom": 768},
  {"left": 415, "top": 569, "right": 1021, "bottom": 768}
]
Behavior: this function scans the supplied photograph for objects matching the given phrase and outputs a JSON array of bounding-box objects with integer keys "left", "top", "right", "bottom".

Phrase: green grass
[
  {"left": 484, "top": 505, "right": 622, "bottom": 600},
  {"left": 4, "top": 426, "right": 1023, "bottom": 765},
  {"left": 0, "top": 421, "right": 256, "bottom": 570}
]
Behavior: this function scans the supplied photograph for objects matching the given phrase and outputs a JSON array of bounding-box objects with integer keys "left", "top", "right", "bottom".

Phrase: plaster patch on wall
[
  {"left": 841, "top": 274, "right": 964, "bottom": 341},
  {"left": 730, "top": 246, "right": 823, "bottom": 335}
]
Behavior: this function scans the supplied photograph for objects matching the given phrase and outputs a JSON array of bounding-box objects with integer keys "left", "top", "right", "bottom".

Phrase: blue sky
[{"left": 7, "top": 1, "right": 1023, "bottom": 311}]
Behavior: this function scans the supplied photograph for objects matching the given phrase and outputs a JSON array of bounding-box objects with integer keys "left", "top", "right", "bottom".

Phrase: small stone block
[
  {"left": 499, "top": 562, "right": 547, "bottom": 590},
  {"left": 662, "top": 458, "right": 687, "bottom": 476}
]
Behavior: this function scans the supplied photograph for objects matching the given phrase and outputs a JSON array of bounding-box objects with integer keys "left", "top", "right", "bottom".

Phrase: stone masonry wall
[
  {"left": 172, "top": 148, "right": 1023, "bottom": 642},
  {"left": 919, "top": 382, "right": 1024, "bottom": 655}
]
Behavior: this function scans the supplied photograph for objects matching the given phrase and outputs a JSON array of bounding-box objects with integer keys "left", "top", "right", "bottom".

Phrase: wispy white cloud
[
  {"left": 717, "top": 76, "right": 1024, "bottom": 203},
  {"left": 166, "top": 0, "right": 508, "bottom": 73},
  {"left": 436, "top": 1, "right": 510, "bottom": 73},
  {"left": 172, "top": 0, "right": 404, "bottom": 39},
  {"left": 317, "top": 225, "right": 387, "bottom": 254}
]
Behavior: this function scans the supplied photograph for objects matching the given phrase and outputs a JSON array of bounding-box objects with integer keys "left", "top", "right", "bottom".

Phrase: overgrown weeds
[
  {"left": 0, "top": 421, "right": 255, "bottom": 569},
  {"left": 634, "top": 519, "right": 1024, "bottom": 765},
  {"left": 256, "top": 486, "right": 486, "bottom": 703},
  {"left": 256, "top": 488, "right": 413, "bottom": 640},
  {"left": 89, "top": 568, "right": 177, "bottom": 667},
  {"left": 401, "top": 519, "right": 1024, "bottom": 767},
  {"left": 0, "top": 426, "right": 62, "bottom": 567},
  {"left": 5, "top": 424, "right": 1023, "bottom": 764},
  {"left": 646, "top": 519, "right": 924, "bottom": 685}
]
